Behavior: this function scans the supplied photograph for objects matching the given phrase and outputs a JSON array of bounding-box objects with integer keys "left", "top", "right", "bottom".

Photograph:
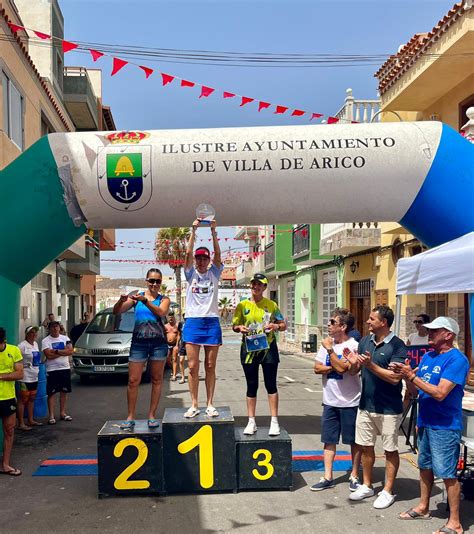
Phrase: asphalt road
[{"left": 1, "top": 330, "right": 472, "bottom": 533}]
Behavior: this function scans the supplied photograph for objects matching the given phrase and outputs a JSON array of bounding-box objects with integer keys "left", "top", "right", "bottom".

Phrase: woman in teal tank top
[{"left": 113, "top": 268, "right": 170, "bottom": 429}]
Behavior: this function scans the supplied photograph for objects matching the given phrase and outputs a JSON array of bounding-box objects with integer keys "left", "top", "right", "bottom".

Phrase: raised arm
[
  {"left": 210, "top": 220, "right": 221, "bottom": 268},
  {"left": 184, "top": 220, "right": 199, "bottom": 271}
]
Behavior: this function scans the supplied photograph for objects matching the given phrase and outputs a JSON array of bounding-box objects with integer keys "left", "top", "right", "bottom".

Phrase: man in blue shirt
[{"left": 391, "top": 316, "right": 469, "bottom": 534}]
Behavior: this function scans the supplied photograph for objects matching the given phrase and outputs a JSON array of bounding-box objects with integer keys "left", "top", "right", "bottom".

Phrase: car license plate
[{"left": 93, "top": 365, "right": 115, "bottom": 372}]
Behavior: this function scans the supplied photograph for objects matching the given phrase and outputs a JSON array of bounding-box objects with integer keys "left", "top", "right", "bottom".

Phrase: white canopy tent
[{"left": 394, "top": 232, "right": 474, "bottom": 336}]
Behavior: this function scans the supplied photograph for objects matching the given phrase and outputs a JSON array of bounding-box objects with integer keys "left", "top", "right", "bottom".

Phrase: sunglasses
[
  {"left": 413, "top": 320, "right": 424, "bottom": 324},
  {"left": 146, "top": 279, "right": 162, "bottom": 285},
  {"left": 328, "top": 319, "right": 341, "bottom": 326}
]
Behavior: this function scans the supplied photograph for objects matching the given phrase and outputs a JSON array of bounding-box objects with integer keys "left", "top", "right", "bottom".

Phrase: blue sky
[{"left": 58, "top": 0, "right": 455, "bottom": 278}]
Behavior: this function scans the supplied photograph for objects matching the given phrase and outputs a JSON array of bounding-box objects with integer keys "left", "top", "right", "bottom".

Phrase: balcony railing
[
  {"left": 264, "top": 242, "right": 275, "bottom": 270},
  {"left": 292, "top": 224, "right": 310, "bottom": 257},
  {"left": 334, "top": 88, "right": 381, "bottom": 124},
  {"left": 63, "top": 66, "right": 99, "bottom": 130}
]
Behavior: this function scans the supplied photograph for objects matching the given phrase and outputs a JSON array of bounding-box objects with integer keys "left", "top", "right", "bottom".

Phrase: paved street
[{"left": 1, "top": 330, "right": 472, "bottom": 533}]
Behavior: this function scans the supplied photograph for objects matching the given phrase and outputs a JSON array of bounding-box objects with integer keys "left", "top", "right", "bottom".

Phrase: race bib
[{"left": 245, "top": 334, "right": 269, "bottom": 353}]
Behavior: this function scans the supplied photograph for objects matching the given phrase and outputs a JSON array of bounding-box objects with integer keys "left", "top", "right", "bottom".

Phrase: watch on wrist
[{"left": 327, "top": 348, "right": 334, "bottom": 355}]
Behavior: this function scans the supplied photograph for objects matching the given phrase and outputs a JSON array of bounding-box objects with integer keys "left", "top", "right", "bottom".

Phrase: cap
[
  {"left": 25, "top": 325, "right": 39, "bottom": 335},
  {"left": 423, "top": 316, "right": 460, "bottom": 335},
  {"left": 194, "top": 247, "right": 211, "bottom": 258},
  {"left": 250, "top": 273, "right": 269, "bottom": 285},
  {"left": 48, "top": 321, "right": 61, "bottom": 328}
]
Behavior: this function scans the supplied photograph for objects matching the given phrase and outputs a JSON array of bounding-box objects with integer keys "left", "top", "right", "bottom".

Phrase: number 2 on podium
[{"left": 178, "top": 425, "right": 214, "bottom": 489}]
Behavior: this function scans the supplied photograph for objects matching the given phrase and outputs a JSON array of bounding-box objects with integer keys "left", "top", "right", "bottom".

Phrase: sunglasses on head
[{"left": 146, "top": 279, "right": 162, "bottom": 285}]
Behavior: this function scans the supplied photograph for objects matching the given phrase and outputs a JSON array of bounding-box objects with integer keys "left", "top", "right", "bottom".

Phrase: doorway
[{"left": 350, "top": 279, "right": 371, "bottom": 337}]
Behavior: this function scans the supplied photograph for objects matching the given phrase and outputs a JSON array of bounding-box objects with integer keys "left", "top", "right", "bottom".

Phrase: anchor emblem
[{"left": 116, "top": 179, "right": 137, "bottom": 202}]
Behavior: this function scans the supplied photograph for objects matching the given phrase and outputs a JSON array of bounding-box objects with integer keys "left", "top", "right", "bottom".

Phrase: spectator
[
  {"left": 0, "top": 327, "right": 23, "bottom": 476},
  {"left": 312, "top": 308, "right": 361, "bottom": 492},
  {"left": 406, "top": 314, "right": 430, "bottom": 346},
  {"left": 391, "top": 317, "right": 469, "bottom": 534},
  {"left": 42, "top": 313, "right": 55, "bottom": 329},
  {"left": 165, "top": 312, "right": 180, "bottom": 381},
  {"left": 42, "top": 321, "right": 74, "bottom": 425},
  {"left": 70, "top": 312, "right": 91, "bottom": 346},
  {"left": 17, "top": 326, "right": 43, "bottom": 429},
  {"left": 346, "top": 305, "right": 407, "bottom": 509},
  {"left": 348, "top": 328, "right": 362, "bottom": 342},
  {"left": 176, "top": 314, "right": 186, "bottom": 384}
]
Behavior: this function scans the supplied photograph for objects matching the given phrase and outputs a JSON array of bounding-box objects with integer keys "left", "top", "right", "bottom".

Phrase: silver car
[{"left": 72, "top": 308, "right": 150, "bottom": 383}]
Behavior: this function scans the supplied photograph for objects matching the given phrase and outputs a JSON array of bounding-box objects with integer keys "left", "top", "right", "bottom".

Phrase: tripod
[{"left": 400, "top": 396, "right": 418, "bottom": 454}]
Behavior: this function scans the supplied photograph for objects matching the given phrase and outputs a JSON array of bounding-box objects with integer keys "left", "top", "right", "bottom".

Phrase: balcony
[
  {"left": 334, "top": 88, "right": 381, "bottom": 123},
  {"left": 234, "top": 226, "right": 260, "bottom": 240},
  {"left": 292, "top": 224, "right": 310, "bottom": 258},
  {"left": 60, "top": 235, "right": 86, "bottom": 260},
  {"left": 66, "top": 236, "right": 100, "bottom": 275},
  {"left": 319, "top": 223, "right": 381, "bottom": 256},
  {"left": 235, "top": 260, "right": 255, "bottom": 285},
  {"left": 63, "top": 67, "right": 99, "bottom": 130},
  {"left": 264, "top": 242, "right": 275, "bottom": 270}
]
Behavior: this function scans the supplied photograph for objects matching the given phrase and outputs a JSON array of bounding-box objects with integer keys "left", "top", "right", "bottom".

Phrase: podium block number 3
[
  {"left": 113, "top": 437, "right": 150, "bottom": 490},
  {"left": 252, "top": 448, "right": 274, "bottom": 481},
  {"left": 178, "top": 425, "right": 214, "bottom": 489}
]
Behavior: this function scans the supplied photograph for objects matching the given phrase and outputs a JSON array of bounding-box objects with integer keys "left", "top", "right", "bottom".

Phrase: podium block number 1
[
  {"left": 113, "top": 437, "right": 150, "bottom": 490},
  {"left": 252, "top": 448, "right": 274, "bottom": 481},
  {"left": 178, "top": 425, "right": 214, "bottom": 489}
]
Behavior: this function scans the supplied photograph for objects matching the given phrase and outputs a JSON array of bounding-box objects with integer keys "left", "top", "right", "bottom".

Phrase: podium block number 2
[
  {"left": 252, "top": 448, "right": 274, "bottom": 481},
  {"left": 113, "top": 437, "right": 150, "bottom": 490},
  {"left": 178, "top": 425, "right": 214, "bottom": 489}
]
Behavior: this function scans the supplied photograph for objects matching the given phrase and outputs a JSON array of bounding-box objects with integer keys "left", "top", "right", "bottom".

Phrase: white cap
[{"left": 423, "top": 316, "right": 459, "bottom": 335}]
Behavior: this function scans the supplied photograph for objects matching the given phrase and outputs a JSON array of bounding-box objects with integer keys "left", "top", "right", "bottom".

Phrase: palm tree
[
  {"left": 155, "top": 227, "right": 190, "bottom": 317},
  {"left": 218, "top": 296, "right": 232, "bottom": 323}
]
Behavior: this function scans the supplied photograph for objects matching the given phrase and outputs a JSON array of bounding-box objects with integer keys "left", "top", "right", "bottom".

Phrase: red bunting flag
[
  {"left": 327, "top": 116, "right": 340, "bottom": 124},
  {"left": 34, "top": 30, "right": 50, "bottom": 40},
  {"left": 291, "top": 109, "right": 305, "bottom": 117},
  {"left": 240, "top": 97, "right": 254, "bottom": 107},
  {"left": 8, "top": 23, "right": 24, "bottom": 33},
  {"left": 181, "top": 79, "right": 195, "bottom": 88},
  {"left": 311, "top": 113, "right": 323, "bottom": 121},
  {"left": 223, "top": 92, "right": 235, "bottom": 98},
  {"left": 275, "top": 106, "right": 288, "bottom": 114},
  {"left": 62, "top": 40, "right": 78, "bottom": 53},
  {"left": 200, "top": 86, "right": 215, "bottom": 98},
  {"left": 139, "top": 66, "right": 154, "bottom": 79},
  {"left": 90, "top": 49, "right": 104, "bottom": 62},
  {"left": 161, "top": 73, "right": 174, "bottom": 85},
  {"left": 111, "top": 57, "right": 128, "bottom": 76},
  {"left": 258, "top": 101, "right": 271, "bottom": 112}
]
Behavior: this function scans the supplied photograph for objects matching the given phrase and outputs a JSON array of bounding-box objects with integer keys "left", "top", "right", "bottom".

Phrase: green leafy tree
[
  {"left": 218, "top": 296, "right": 232, "bottom": 322},
  {"left": 155, "top": 227, "right": 190, "bottom": 317}
]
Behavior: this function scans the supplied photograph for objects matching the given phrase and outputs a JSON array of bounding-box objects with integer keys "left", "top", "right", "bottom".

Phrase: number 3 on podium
[
  {"left": 252, "top": 448, "right": 274, "bottom": 481},
  {"left": 178, "top": 425, "right": 214, "bottom": 489}
]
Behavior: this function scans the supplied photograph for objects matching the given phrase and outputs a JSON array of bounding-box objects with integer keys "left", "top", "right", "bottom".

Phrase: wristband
[{"left": 409, "top": 374, "right": 416, "bottom": 382}]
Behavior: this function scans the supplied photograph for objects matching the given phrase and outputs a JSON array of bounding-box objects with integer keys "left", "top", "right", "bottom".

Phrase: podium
[{"left": 97, "top": 407, "right": 292, "bottom": 497}]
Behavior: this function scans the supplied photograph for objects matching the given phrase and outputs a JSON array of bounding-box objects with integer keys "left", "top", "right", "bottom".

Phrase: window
[
  {"left": 2, "top": 72, "right": 24, "bottom": 149},
  {"left": 286, "top": 279, "right": 295, "bottom": 341},
  {"left": 426, "top": 294, "right": 448, "bottom": 318},
  {"left": 41, "top": 113, "right": 55, "bottom": 136},
  {"left": 321, "top": 269, "right": 338, "bottom": 336}
]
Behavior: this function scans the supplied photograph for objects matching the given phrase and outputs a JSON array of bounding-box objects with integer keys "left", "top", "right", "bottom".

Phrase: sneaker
[
  {"left": 310, "top": 477, "right": 335, "bottom": 491},
  {"left": 349, "top": 475, "right": 360, "bottom": 492},
  {"left": 373, "top": 490, "right": 396, "bottom": 509},
  {"left": 349, "top": 484, "right": 374, "bottom": 501},
  {"left": 243, "top": 420, "right": 257, "bottom": 435},
  {"left": 269, "top": 421, "right": 280, "bottom": 436}
]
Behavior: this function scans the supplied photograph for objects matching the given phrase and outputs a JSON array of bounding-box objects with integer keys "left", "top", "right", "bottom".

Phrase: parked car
[{"left": 72, "top": 308, "right": 151, "bottom": 383}]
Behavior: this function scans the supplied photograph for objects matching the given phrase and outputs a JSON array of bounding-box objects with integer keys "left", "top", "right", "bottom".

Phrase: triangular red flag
[
  {"left": 275, "top": 106, "right": 288, "bottom": 114},
  {"left": 34, "top": 30, "right": 51, "bottom": 40},
  {"left": 181, "top": 79, "right": 195, "bottom": 88},
  {"left": 258, "top": 101, "right": 271, "bottom": 112},
  {"left": 161, "top": 73, "right": 174, "bottom": 85},
  {"left": 240, "top": 97, "right": 254, "bottom": 107},
  {"left": 111, "top": 57, "right": 128, "bottom": 76},
  {"left": 200, "top": 86, "right": 215, "bottom": 98},
  {"left": 310, "top": 113, "right": 323, "bottom": 121},
  {"left": 8, "top": 23, "right": 24, "bottom": 33},
  {"left": 327, "top": 117, "right": 340, "bottom": 124},
  {"left": 291, "top": 109, "right": 305, "bottom": 117},
  {"left": 139, "top": 66, "right": 154, "bottom": 79},
  {"left": 223, "top": 92, "right": 235, "bottom": 98},
  {"left": 90, "top": 49, "right": 104, "bottom": 62},
  {"left": 62, "top": 40, "right": 78, "bottom": 53}
]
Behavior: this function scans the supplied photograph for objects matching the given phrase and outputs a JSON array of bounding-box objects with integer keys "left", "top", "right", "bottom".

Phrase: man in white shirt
[
  {"left": 407, "top": 314, "right": 430, "bottom": 346},
  {"left": 41, "top": 321, "right": 73, "bottom": 425},
  {"left": 312, "top": 308, "right": 361, "bottom": 492}
]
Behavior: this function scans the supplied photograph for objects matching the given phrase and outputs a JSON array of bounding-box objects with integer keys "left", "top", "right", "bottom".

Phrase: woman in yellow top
[{"left": 232, "top": 273, "right": 286, "bottom": 436}]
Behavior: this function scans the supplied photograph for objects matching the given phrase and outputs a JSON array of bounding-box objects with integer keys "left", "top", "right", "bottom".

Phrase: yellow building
[{"left": 343, "top": 1, "right": 473, "bottom": 357}]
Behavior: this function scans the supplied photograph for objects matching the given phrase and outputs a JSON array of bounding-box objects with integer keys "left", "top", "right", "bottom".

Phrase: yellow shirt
[
  {"left": 0, "top": 344, "right": 23, "bottom": 400},
  {"left": 232, "top": 297, "right": 284, "bottom": 345}
]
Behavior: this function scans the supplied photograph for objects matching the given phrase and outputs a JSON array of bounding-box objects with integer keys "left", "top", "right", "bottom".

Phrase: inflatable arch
[{"left": 1, "top": 121, "right": 473, "bottom": 339}]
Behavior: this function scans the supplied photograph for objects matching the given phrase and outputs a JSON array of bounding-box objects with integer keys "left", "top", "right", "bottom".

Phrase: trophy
[{"left": 196, "top": 203, "right": 216, "bottom": 225}]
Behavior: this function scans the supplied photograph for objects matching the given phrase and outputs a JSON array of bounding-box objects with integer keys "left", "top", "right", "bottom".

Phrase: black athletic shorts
[
  {"left": 47, "top": 369, "right": 72, "bottom": 396},
  {"left": 0, "top": 398, "right": 17, "bottom": 417}
]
